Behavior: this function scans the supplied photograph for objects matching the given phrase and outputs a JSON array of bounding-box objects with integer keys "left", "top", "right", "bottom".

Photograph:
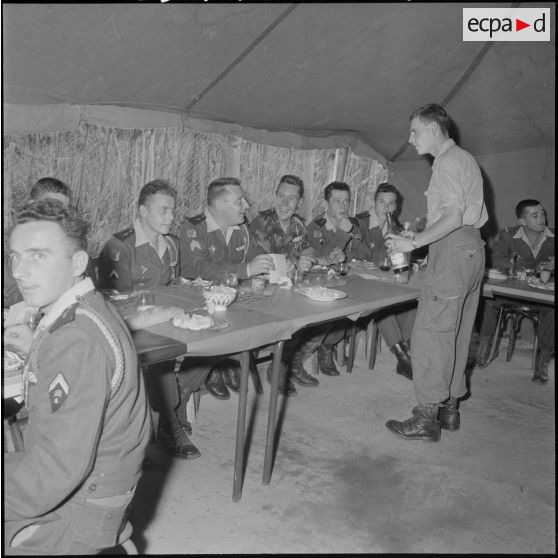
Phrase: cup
[
  {"left": 334, "top": 262, "right": 349, "bottom": 276},
  {"left": 539, "top": 269, "right": 551, "bottom": 284},
  {"left": 136, "top": 290, "right": 154, "bottom": 308},
  {"left": 379, "top": 258, "right": 391, "bottom": 272},
  {"left": 224, "top": 272, "right": 238, "bottom": 288},
  {"left": 251, "top": 276, "right": 265, "bottom": 293}
]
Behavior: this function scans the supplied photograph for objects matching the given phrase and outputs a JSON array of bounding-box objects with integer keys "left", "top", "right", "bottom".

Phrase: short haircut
[
  {"left": 410, "top": 103, "right": 451, "bottom": 136},
  {"left": 14, "top": 198, "right": 89, "bottom": 253},
  {"left": 29, "top": 177, "right": 71, "bottom": 202},
  {"left": 324, "top": 181, "right": 351, "bottom": 202},
  {"left": 515, "top": 199, "right": 542, "bottom": 219},
  {"left": 138, "top": 179, "right": 176, "bottom": 208},
  {"left": 207, "top": 177, "right": 241, "bottom": 206},
  {"left": 277, "top": 175, "right": 304, "bottom": 198}
]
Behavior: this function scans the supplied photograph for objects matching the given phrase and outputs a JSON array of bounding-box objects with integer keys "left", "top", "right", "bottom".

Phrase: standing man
[
  {"left": 385, "top": 103, "right": 487, "bottom": 441},
  {"left": 98, "top": 180, "right": 202, "bottom": 460},
  {"left": 476, "top": 199, "right": 554, "bottom": 383},
  {"left": 179, "top": 177, "right": 276, "bottom": 397},
  {"left": 4, "top": 199, "right": 150, "bottom": 554}
]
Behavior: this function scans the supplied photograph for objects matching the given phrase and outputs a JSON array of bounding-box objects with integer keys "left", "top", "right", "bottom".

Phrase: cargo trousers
[{"left": 411, "top": 226, "right": 485, "bottom": 404}]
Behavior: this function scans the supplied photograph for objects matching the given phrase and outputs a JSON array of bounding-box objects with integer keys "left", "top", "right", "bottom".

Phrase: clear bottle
[{"left": 385, "top": 211, "right": 410, "bottom": 284}]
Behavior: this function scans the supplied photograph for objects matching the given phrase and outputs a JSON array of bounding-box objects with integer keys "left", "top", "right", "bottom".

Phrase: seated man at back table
[
  {"left": 4, "top": 199, "right": 150, "bottom": 555},
  {"left": 355, "top": 183, "right": 417, "bottom": 380},
  {"left": 178, "top": 177, "right": 276, "bottom": 396},
  {"left": 3, "top": 177, "right": 97, "bottom": 309},
  {"left": 303, "top": 181, "right": 375, "bottom": 380},
  {"left": 98, "top": 179, "right": 203, "bottom": 460},
  {"left": 476, "top": 198, "right": 554, "bottom": 383}
]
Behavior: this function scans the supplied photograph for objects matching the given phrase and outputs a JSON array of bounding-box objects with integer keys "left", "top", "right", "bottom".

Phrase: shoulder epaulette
[
  {"left": 114, "top": 227, "right": 134, "bottom": 242},
  {"left": 48, "top": 302, "right": 78, "bottom": 333},
  {"left": 259, "top": 208, "right": 275, "bottom": 217},
  {"left": 293, "top": 213, "right": 306, "bottom": 224},
  {"left": 188, "top": 214, "right": 206, "bottom": 225},
  {"left": 314, "top": 217, "right": 327, "bottom": 227},
  {"left": 355, "top": 210, "right": 370, "bottom": 220}
]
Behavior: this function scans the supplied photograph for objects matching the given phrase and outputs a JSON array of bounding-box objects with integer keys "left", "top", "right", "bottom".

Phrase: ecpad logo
[{"left": 463, "top": 8, "right": 550, "bottom": 41}]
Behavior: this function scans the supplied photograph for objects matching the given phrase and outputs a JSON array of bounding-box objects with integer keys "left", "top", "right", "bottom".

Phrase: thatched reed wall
[{"left": 3, "top": 123, "right": 387, "bottom": 256}]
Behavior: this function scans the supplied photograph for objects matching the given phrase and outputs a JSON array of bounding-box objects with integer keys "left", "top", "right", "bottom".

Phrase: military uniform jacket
[
  {"left": 97, "top": 225, "right": 179, "bottom": 291},
  {"left": 354, "top": 210, "right": 390, "bottom": 262},
  {"left": 4, "top": 282, "right": 150, "bottom": 554},
  {"left": 249, "top": 209, "right": 312, "bottom": 263},
  {"left": 179, "top": 212, "right": 265, "bottom": 281},
  {"left": 491, "top": 225, "right": 555, "bottom": 272},
  {"left": 307, "top": 213, "right": 373, "bottom": 262}
]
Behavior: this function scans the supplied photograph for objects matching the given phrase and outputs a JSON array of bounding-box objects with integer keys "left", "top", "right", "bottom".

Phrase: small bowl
[{"left": 202, "top": 286, "right": 237, "bottom": 311}]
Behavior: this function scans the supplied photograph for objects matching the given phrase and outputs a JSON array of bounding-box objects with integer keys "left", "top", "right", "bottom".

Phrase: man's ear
[
  {"left": 138, "top": 204, "right": 147, "bottom": 219},
  {"left": 72, "top": 250, "right": 89, "bottom": 277},
  {"left": 518, "top": 217, "right": 526, "bottom": 228}
]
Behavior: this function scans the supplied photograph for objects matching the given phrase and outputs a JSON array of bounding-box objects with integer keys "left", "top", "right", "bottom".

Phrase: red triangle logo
[{"left": 516, "top": 19, "right": 530, "bottom": 31}]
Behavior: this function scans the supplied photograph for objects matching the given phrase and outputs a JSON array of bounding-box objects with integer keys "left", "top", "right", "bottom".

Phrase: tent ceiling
[{"left": 2, "top": 3, "right": 555, "bottom": 161}]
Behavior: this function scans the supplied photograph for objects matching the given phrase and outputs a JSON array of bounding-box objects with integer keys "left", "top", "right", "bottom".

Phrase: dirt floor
[{"left": 128, "top": 332, "right": 555, "bottom": 554}]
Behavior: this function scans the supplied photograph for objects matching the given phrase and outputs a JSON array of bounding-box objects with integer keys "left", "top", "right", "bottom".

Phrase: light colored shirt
[
  {"left": 205, "top": 209, "right": 241, "bottom": 246},
  {"left": 134, "top": 219, "right": 166, "bottom": 259},
  {"left": 513, "top": 225, "right": 554, "bottom": 259},
  {"left": 426, "top": 139, "right": 488, "bottom": 229},
  {"left": 37, "top": 278, "right": 95, "bottom": 334}
]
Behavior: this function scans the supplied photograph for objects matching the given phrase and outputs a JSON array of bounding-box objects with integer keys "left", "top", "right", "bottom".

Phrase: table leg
[
  {"left": 233, "top": 350, "right": 250, "bottom": 502},
  {"left": 263, "top": 340, "right": 285, "bottom": 486}
]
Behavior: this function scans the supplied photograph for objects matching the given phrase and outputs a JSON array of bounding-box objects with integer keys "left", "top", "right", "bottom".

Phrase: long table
[{"left": 129, "top": 275, "right": 421, "bottom": 501}]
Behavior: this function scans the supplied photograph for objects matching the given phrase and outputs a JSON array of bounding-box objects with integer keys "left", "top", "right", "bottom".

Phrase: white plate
[
  {"left": 528, "top": 282, "right": 555, "bottom": 292},
  {"left": 296, "top": 287, "right": 347, "bottom": 301},
  {"left": 487, "top": 269, "right": 508, "bottom": 281}
]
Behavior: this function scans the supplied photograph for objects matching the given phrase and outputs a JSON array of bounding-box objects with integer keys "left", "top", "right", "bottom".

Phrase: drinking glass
[{"left": 136, "top": 291, "right": 154, "bottom": 308}]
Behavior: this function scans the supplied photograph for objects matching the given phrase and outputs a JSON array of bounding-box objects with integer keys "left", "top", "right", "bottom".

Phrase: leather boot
[
  {"left": 266, "top": 361, "right": 297, "bottom": 396},
  {"left": 438, "top": 397, "right": 460, "bottom": 430},
  {"left": 532, "top": 348, "right": 552, "bottom": 384},
  {"left": 158, "top": 420, "right": 201, "bottom": 460},
  {"left": 219, "top": 360, "right": 241, "bottom": 393},
  {"left": 476, "top": 335, "right": 496, "bottom": 368},
  {"left": 289, "top": 347, "right": 319, "bottom": 387},
  {"left": 391, "top": 341, "right": 413, "bottom": 380},
  {"left": 205, "top": 368, "right": 230, "bottom": 400},
  {"left": 317, "top": 345, "right": 340, "bottom": 376},
  {"left": 385, "top": 404, "right": 441, "bottom": 441}
]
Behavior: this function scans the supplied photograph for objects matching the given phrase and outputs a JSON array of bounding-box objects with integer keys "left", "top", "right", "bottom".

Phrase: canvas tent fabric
[{"left": 2, "top": 3, "right": 555, "bottom": 233}]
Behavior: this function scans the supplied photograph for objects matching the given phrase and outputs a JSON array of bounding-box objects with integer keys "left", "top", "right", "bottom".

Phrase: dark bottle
[{"left": 385, "top": 211, "right": 410, "bottom": 284}]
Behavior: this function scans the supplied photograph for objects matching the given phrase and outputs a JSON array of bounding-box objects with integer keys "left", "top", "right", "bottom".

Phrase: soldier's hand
[
  {"left": 385, "top": 233, "right": 413, "bottom": 254},
  {"left": 4, "top": 324, "right": 34, "bottom": 356},
  {"left": 248, "top": 254, "right": 274, "bottom": 277},
  {"left": 297, "top": 254, "right": 315, "bottom": 272},
  {"left": 326, "top": 247, "right": 345, "bottom": 264}
]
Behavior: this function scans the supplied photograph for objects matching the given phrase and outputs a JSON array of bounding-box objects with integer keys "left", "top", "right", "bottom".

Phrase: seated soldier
[
  {"left": 302, "top": 181, "right": 374, "bottom": 381},
  {"left": 3, "top": 177, "right": 96, "bottom": 309},
  {"left": 98, "top": 180, "right": 203, "bottom": 460},
  {"left": 355, "top": 183, "right": 417, "bottom": 380},
  {"left": 4, "top": 199, "right": 150, "bottom": 555},
  {"left": 250, "top": 174, "right": 320, "bottom": 391},
  {"left": 178, "top": 178, "right": 276, "bottom": 396},
  {"left": 476, "top": 199, "right": 554, "bottom": 383}
]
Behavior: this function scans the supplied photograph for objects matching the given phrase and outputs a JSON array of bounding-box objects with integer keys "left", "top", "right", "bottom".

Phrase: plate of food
[
  {"left": 4, "top": 350, "right": 24, "bottom": 373},
  {"left": 527, "top": 281, "right": 555, "bottom": 292},
  {"left": 172, "top": 312, "right": 229, "bottom": 331},
  {"left": 295, "top": 286, "right": 347, "bottom": 301},
  {"left": 486, "top": 269, "right": 508, "bottom": 281}
]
